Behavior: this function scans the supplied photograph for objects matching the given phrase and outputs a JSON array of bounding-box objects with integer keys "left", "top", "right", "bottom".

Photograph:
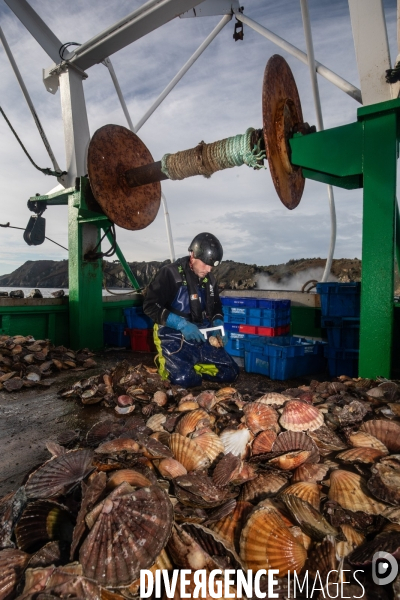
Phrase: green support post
[
  {"left": 68, "top": 181, "right": 104, "bottom": 350},
  {"left": 357, "top": 105, "right": 397, "bottom": 378},
  {"left": 396, "top": 200, "right": 400, "bottom": 275}
]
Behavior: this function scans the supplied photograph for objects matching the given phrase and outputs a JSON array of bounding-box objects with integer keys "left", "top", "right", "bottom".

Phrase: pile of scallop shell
[
  {"left": 2, "top": 361, "right": 400, "bottom": 599},
  {"left": 0, "top": 335, "right": 97, "bottom": 392}
]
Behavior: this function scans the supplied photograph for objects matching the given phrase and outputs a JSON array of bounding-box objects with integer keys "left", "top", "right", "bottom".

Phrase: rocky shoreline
[{"left": 0, "top": 258, "right": 366, "bottom": 292}]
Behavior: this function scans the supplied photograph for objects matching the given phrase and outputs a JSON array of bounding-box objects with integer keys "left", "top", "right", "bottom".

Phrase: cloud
[{"left": 0, "top": 0, "right": 397, "bottom": 274}]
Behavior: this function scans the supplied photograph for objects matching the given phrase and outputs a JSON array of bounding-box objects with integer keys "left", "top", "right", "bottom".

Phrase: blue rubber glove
[
  {"left": 166, "top": 313, "right": 204, "bottom": 343},
  {"left": 212, "top": 318, "right": 228, "bottom": 345}
]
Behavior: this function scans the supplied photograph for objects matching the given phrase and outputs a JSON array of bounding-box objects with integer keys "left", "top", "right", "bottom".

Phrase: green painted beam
[
  {"left": 301, "top": 169, "right": 362, "bottom": 190},
  {"left": 29, "top": 187, "right": 75, "bottom": 206},
  {"left": 290, "top": 122, "right": 362, "bottom": 177},
  {"left": 358, "top": 109, "right": 397, "bottom": 378}
]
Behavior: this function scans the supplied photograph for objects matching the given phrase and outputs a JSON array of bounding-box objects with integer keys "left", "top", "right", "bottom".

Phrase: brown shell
[
  {"left": 25, "top": 449, "right": 94, "bottom": 499},
  {"left": 157, "top": 458, "right": 188, "bottom": 479},
  {"left": 175, "top": 409, "right": 210, "bottom": 437},
  {"left": 70, "top": 471, "right": 107, "bottom": 560},
  {"left": 15, "top": 499, "right": 73, "bottom": 552},
  {"left": 169, "top": 433, "right": 210, "bottom": 471},
  {"left": 256, "top": 392, "right": 290, "bottom": 406},
  {"left": 210, "top": 501, "right": 253, "bottom": 553},
  {"left": 348, "top": 530, "right": 400, "bottom": 566},
  {"left": 79, "top": 483, "right": 173, "bottom": 587},
  {"left": 251, "top": 430, "right": 277, "bottom": 455},
  {"left": 360, "top": 420, "right": 400, "bottom": 452},
  {"left": 212, "top": 453, "right": 241, "bottom": 487},
  {"left": 0, "top": 548, "right": 30, "bottom": 599},
  {"left": 146, "top": 413, "right": 167, "bottom": 432},
  {"left": 367, "top": 455, "right": 400, "bottom": 505},
  {"left": 240, "top": 471, "right": 289, "bottom": 503},
  {"left": 280, "top": 493, "right": 339, "bottom": 541},
  {"left": 328, "top": 469, "right": 388, "bottom": 515},
  {"left": 95, "top": 438, "right": 140, "bottom": 454},
  {"left": 220, "top": 428, "right": 252, "bottom": 458},
  {"left": 174, "top": 473, "right": 238, "bottom": 508},
  {"left": 308, "top": 426, "right": 347, "bottom": 455},
  {"left": 348, "top": 430, "right": 388, "bottom": 454},
  {"left": 106, "top": 469, "right": 153, "bottom": 490},
  {"left": 282, "top": 482, "right": 321, "bottom": 510},
  {"left": 269, "top": 449, "right": 311, "bottom": 470},
  {"left": 271, "top": 430, "right": 320, "bottom": 463},
  {"left": 176, "top": 400, "right": 199, "bottom": 412},
  {"left": 280, "top": 400, "right": 324, "bottom": 432},
  {"left": 191, "top": 430, "right": 224, "bottom": 463},
  {"left": 336, "top": 524, "right": 365, "bottom": 559},
  {"left": 337, "top": 447, "right": 386, "bottom": 464},
  {"left": 292, "top": 463, "right": 329, "bottom": 483},
  {"left": 196, "top": 390, "right": 216, "bottom": 410},
  {"left": 153, "top": 390, "right": 168, "bottom": 406},
  {"left": 240, "top": 505, "right": 307, "bottom": 576},
  {"left": 150, "top": 431, "right": 170, "bottom": 447},
  {"left": 242, "top": 402, "right": 279, "bottom": 434}
]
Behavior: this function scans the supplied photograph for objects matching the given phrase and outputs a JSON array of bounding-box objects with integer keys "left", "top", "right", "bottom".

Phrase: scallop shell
[
  {"left": 337, "top": 447, "right": 386, "bottom": 464},
  {"left": 240, "top": 471, "right": 289, "bottom": 503},
  {"left": 256, "top": 392, "right": 290, "bottom": 406},
  {"left": 292, "top": 463, "right": 329, "bottom": 483},
  {"left": 146, "top": 413, "right": 167, "bottom": 432},
  {"left": 242, "top": 402, "right": 279, "bottom": 434},
  {"left": 175, "top": 409, "right": 209, "bottom": 437},
  {"left": 280, "top": 493, "right": 339, "bottom": 541},
  {"left": 174, "top": 473, "right": 238, "bottom": 508},
  {"left": 305, "top": 535, "right": 337, "bottom": 580},
  {"left": 282, "top": 482, "right": 321, "bottom": 510},
  {"left": 150, "top": 431, "right": 170, "bottom": 447},
  {"left": 70, "top": 471, "right": 107, "bottom": 560},
  {"left": 115, "top": 404, "right": 135, "bottom": 414},
  {"left": 94, "top": 438, "right": 140, "bottom": 454},
  {"left": 176, "top": 401, "right": 200, "bottom": 412},
  {"left": 191, "top": 430, "right": 224, "bottom": 463},
  {"left": 348, "top": 430, "right": 388, "bottom": 454},
  {"left": 271, "top": 430, "right": 320, "bottom": 463},
  {"left": 240, "top": 505, "right": 307, "bottom": 576},
  {"left": 169, "top": 433, "right": 210, "bottom": 471},
  {"left": 348, "top": 530, "right": 400, "bottom": 566},
  {"left": 15, "top": 500, "right": 73, "bottom": 551},
  {"left": 212, "top": 453, "right": 241, "bottom": 487},
  {"left": 106, "top": 469, "right": 154, "bottom": 490},
  {"left": 79, "top": 483, "right": 173, "bottom": 587},
  {"left": 360, "top": 420, "right": 400, "bottom": 452},
  {"left": 117, "top": 394, "right": 133, "bottom": 407},
  {"left": 196, "top": 390, "right": 216, "bottom": 410},
  {"left": 220, "top": 428, "right": 252, "bottom": 458},
  {"left": 336, "top": 524, "right": 365, "bottom": 559},
  {"left": 153, "top": 390, "right": 168, "bottom": 406},
  {"left": 25, "top": 449, "right": 94, "bottom": 499},
  {"left": 328, "top": 469, "right": 388, "bottom": 515},
  {"left": 157, "top": 458, "right": 188, "bottom": 479},
  {"left": 0, "top": 548, "right": 30, "bottom": 600},
  {"left": 251, "top": 430, "right": 277, "bottom": 455},
  {"left": 127, "top": 549, "right": 173, "bottom": 596},
  {"left": 367, "top": 455, "right": 400, "bottom": 505},
  {"left": 210, "top": 500, "right": 252, "bottom": 552},
  {"left": 269, "top": 449, "right": 312, "bottom": 470},
  {"left": 308, "top": 426, "right": 347, "bottom": 455},
  {"left": 280, "top": 400, "right": 324, "bottom": 432}
]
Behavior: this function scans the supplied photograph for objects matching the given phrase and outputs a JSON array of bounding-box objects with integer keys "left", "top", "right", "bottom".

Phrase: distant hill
[{"left": 0, "top": 257, "right": 366, "bottom": 292}]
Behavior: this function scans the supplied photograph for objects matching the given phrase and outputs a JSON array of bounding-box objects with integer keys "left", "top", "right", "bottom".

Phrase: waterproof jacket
[{"left": 143, "top": 256, "right": 223, "bottom": 327}]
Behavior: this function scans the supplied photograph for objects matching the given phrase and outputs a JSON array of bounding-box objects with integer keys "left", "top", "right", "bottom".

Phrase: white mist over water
[{"left": 256, "top": 267, "right": 338, "bottom": 292}]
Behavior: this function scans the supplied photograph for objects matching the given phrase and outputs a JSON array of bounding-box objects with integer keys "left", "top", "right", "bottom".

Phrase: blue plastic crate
[
  {"left": 103, "top": 322, "right": 130, "bottom": 347},
  {"left": 324, "top": 346, "right": 359, "bottom": 378},
  {"left": 316, "top": 282, "right": 361, "bottom": 317},
  {"left": 257, "top": 299, "right": 291, "bottom": 310},
  {"left": 321, "top": 316, "right": 360, "bottom": 349},
  {"left": 248, "top": 315, "right": 291, "bottom": 328},
  {"left": 225, "top": 331, "right": 258, "bottom": 357},
  {"left": 224, "top": 323, "right": 241, "bottom": 333},
  {"left": 124, "top": 306, "right": 153, "bottom": 329},
  {"left": 248, "top": 307, "right": 291, "bottom": 319},
  {"left": 243, "top": 335, "right": 321, "bottom": 357},
  {"left": 221, "top": 296, "right": 258, "bottom": 307}
]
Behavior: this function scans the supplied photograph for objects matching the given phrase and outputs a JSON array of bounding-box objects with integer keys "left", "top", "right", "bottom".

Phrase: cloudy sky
[{"left": 0, "top": 0, "right": 397, "bottom": 275}]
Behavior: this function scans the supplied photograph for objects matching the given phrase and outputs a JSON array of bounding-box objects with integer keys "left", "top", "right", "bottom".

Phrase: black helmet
[{"left": 188, "top": 232, "right": 223, "bottom": 267}]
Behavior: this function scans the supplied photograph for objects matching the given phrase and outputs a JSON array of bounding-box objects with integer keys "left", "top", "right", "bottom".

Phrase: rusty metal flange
[
  {"left": 263, "top": 55, "right": 305, "bottom": 210},
  {"left": 87, "top": 125, "right": 161, "bottom": 230}
]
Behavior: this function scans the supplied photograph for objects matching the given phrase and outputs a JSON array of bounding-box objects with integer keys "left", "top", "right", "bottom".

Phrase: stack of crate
[
  {"left": 123, "top": 306, "right": 155, "bottom": 352},
  {"left": 222, "top": 297, "right": 291, "bottom": 360},
  {"left": 103, "top": 322, "right": 130, "bottom": 348},
  {"left": 316, "top": 282, "right": 361, "bottom": 377}
]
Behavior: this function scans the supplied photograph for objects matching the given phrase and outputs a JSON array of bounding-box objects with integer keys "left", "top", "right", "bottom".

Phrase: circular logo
[
  {"left": 214, "top": 261, "right": 219, "bottom": 266},
  {"left": 372, "top": 552, "right": 398, "bottom": 585}
]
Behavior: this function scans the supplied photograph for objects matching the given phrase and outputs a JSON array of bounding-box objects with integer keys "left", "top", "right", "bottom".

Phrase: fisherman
[{"left": 143, "top": 232, "right": 240, "bottom": 388}]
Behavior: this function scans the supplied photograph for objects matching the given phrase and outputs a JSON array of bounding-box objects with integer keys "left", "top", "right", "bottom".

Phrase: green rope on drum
[{"left": 160, "top": 128, "right": 266, "bottom": 181}]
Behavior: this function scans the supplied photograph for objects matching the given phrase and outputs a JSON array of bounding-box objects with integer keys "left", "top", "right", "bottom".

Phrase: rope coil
[{"left": 161, "top": 128, "right": 266, "bottom": 181}]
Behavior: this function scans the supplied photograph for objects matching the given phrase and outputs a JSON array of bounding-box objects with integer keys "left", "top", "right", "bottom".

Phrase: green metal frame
[
  {"left": 29, "top": 177, "right": 141, "bottom": 350},
  {"left": 291, "top": 97, "right": 400, "bottom": 378}
]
